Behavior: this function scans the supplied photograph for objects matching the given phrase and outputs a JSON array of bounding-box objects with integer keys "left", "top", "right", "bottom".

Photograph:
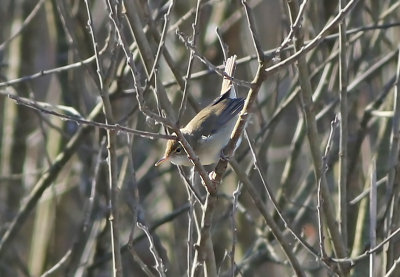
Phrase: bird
[{"left": 155, "top": 87, "right": 244, "bottom": 166}]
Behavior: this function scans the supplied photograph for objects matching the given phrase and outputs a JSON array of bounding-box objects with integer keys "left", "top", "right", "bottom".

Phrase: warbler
[{"left": 155, "top": 87, "right": 244, "bottom": 166}]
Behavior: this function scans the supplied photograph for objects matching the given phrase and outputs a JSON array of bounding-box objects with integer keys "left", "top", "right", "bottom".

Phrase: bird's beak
[{"left": 155, "top": 156, "right": 169, "bottom": 166}]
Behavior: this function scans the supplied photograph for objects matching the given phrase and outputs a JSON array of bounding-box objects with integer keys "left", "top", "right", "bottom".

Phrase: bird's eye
[{"left": 175, "top": 147, "right": 182, "bottom": 153}]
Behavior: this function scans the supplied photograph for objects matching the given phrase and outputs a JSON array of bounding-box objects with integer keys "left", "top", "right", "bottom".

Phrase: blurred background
[{"left": 0, "top": 0, "right": 400, "bottom": 276}]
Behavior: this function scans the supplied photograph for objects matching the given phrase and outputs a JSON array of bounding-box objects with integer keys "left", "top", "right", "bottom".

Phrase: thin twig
[
  {"left": 213, "top": 2, "right": 306, "bottom": 275},
  {"left": 274, "top": 0, "right": 309, "bottom": 57},
  {"left": 241, "top": 0, "right": 264, "bottom": 62},
  {"left": 385, "top": 255, "right": 400, "bottom": 277},
  {"left": 40, "top": 249, "right": 72, "bottom": 277},
  {"left": 216, "top": 27, "right": 228, "bottom": 60},
  {"left": 370, "top": 160, "right": 377, "bottom": 277},
  {"left": 176, "top": 30, "right": 252, "bottom": 89},
  {"left": 86, "top": 1, "right": 122, "bottom": 276},
  {"left": 0, "top": 54, "right": 99, "bottom": 88},
  {"left": 127, "top": 246, "right": 155, "bottom": 277},
  {"left": 0, "top": 0, "right": 46, "bottom": 51},
  {"left": 137, "top": 222, "right": 166, "bottom": 277},
  {"left": 88, "top": 203, "right": 190, "bottom": 270},
  {"left": 230, "top": 182, "right": 242, "bottom": 277},
  {"left": 177, "top": 166, "right": 205, "bottom": 205},
  {"left": 147, "top": 1, "right": 175, "bottom": 83},
  {"left": 7, "top": 93, "right": 175, "bottom": 140},
  {"left": 177, "top": 0, "right": 203, "bottom": 124},
  {"left": 185, "top": 183, "right": 195, "bottom": 276},
  {"left": 332, "top": 226, "right": 400, "bottom": 264},
  {"left": 167, "top": 0, "right": 218, "bottom": 32},
  {"left": 319, "top": 117, "right": 340, "bottom": 260},
  {"left": 349, "top": 177, "right": 387, "bottom": 205},
  {"left": 338, "top": 0, "right": 349, "bottom": 249},
  {"left": 385, "top": 48, "right": 400, "bottom": 206}
]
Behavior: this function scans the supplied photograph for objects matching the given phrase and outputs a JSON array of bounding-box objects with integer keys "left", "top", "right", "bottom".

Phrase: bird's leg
[{"left": 219, "top": 149, "right": 230, "bottom": 162}]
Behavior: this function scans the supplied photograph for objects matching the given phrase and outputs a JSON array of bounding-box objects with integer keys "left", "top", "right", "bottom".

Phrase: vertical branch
[
  {"left": 230, "top": 182, "right": 242, "bottom": 277},
  {"left": 190, "top": 195, "right": 218, "bottom": 277},
  {"left": 319, "top": 117, "right": 339, "bottom": 260},
  {"left": 338, "top": 0, "right": 349, "bottom": 249},
  {"left": 386, "top": 48, "right": 400, "bottom": 212},
  {"left": 85, "top": 1, "right": 122, "bottom": 276},
  {"left": 241, "top": 0, "right": 264, "bottom": 62},
  {"left": 384, "top": 46, "right": 400, "bottom": 274},
  {"left": 186, "top": 191, "right": 195, "bottom": 276},
  {"left": 370, "top": 160, "right": 377, "bottom": 277}
]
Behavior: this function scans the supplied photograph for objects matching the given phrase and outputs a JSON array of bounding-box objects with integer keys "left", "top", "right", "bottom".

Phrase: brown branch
[
  {"left": 7, "top": 93, "right": 174, "bottom": 140},
  {"left": 338, "top": 0, "right": 349, "bottom": 249}
]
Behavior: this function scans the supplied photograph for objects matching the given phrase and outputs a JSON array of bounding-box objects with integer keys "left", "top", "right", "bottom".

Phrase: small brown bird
[{"left": 155, "top": 88, "right": 244, "bottom": 166}]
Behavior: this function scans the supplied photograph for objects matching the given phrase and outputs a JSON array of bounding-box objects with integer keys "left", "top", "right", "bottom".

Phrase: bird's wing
[
  {"left": 213, "top": 98, "right": 244, "bottom": 133},
  {"left": 183, "top": 90, "right": 244, "bottom": 137}
]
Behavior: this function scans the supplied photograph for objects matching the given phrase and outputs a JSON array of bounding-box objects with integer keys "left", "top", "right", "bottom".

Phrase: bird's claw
[{"left": 219, "top": 150, "right": 229, "bottom": 162}]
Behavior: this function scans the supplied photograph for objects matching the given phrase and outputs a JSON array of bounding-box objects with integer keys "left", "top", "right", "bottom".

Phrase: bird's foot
[{"left": 219, "top": 149, "right": 230, "bottom": 162}]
